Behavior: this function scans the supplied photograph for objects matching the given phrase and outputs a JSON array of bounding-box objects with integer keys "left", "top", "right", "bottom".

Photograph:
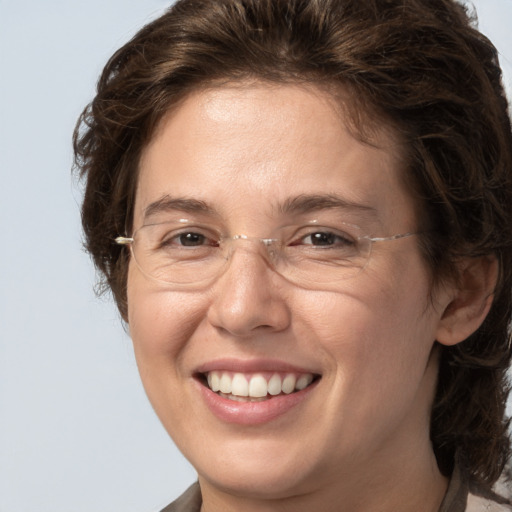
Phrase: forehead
[{"left": 135, "top": 81, "right": 414, "bottom": 231}]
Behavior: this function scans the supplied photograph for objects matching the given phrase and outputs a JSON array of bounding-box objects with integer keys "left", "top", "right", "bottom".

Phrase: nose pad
[
  {"left": 207, "top": 239, "right": 291, "bottom": 337},
  {"left": 228, "top": 235, "right": 279, "bottom": 267}
]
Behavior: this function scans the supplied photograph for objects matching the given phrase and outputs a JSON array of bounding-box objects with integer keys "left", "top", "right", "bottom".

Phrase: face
[{"left": 127, "top": 82, "right": 448, "bottom": 500}]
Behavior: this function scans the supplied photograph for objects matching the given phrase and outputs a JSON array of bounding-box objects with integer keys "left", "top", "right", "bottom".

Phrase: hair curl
[{"left": 73, "top": 0, "right": 512, "bottom": 498}]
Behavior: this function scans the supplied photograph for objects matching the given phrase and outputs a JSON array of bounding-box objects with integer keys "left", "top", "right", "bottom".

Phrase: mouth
[{"left": 198, "top": 371, "right": 320, "bottom": 402}]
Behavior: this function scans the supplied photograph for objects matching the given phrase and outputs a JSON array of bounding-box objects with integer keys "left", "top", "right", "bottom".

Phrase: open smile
[
  {"left": 194, "top": 365, "right": 321, "bottom": 424},
  {"left": 203, "top": 370, "right": 317, "bottom": 401}
]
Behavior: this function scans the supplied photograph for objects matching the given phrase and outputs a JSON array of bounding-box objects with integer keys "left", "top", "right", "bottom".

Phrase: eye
[
  {"left": 295, "top": 230, "right": 355, "bottom": 248},
  {"left": 161, "top": 231, "right": 219, "bottom": 248},
  {"left": 177, "top": 232, "right": 206, "bottom": 246}
]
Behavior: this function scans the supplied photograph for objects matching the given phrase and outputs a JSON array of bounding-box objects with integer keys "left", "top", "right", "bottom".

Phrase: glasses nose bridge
[{"left": 224, "top": 234, "right": 280, "bottom": 265}]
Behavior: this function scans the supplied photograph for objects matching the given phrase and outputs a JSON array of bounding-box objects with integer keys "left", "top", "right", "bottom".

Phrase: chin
[
  {"left": 187, "top": 435, "right": 330, "bottom": 500},
  {"left": 198, "top": 461, "right": 317, "bottom": 500}
]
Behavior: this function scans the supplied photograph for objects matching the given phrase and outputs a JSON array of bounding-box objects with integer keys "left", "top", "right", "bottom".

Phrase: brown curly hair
[{"left": 73, "top": 0, "right": 512, "bottom": 499}]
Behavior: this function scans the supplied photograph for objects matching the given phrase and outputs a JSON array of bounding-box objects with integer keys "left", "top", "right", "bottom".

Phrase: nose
[{"left": 206, "top": 244, "right": 291, "bottom": 338}]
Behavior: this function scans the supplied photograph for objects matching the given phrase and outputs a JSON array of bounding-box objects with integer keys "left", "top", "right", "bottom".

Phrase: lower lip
[{"left": 196, "top": 379, "right": 319, "bottom": 425}]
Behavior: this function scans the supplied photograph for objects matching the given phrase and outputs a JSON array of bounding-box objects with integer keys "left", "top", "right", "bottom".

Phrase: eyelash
[
  {"left": 294, "top": 231, "right": 355, "bottom": 248},
  {"left": 161, "top": 231, "right": 217, "bottom": 248},
  {"left": 160, "top": 229, "right": 356, "bottom": 249}
]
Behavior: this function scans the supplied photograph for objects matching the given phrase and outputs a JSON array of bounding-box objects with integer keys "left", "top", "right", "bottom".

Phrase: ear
[{"left": 435, "top": 255, "right": 498, "bottom": 346}]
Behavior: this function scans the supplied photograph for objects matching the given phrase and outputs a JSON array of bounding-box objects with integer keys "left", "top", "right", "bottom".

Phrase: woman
[{"left": 73, "top": 0, "right": 512, "bottom": 510}]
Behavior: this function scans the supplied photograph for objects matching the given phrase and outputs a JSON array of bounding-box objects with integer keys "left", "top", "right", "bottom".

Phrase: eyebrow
[
  {"left": 279, "top": 194, "right": 378, "bottom": 217},
  {"left": 143, "top": 196, "right": 215, "bottom": 222},
  {"left": 142, "top": 193, "right": 378, "bottom": 222}
]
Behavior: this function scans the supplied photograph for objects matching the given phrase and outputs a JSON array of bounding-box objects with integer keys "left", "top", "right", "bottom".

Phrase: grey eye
[{"left": 178, "top": 232, "right": 206, "bottom": 246}]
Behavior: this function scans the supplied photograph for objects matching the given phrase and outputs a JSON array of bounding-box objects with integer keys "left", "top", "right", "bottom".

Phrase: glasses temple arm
[{"left": 115, "top": 236, "right": 134, "bottom": 245}]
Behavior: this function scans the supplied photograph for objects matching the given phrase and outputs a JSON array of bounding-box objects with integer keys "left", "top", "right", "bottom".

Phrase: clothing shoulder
[
  {"left": 467, "top": 493, "right": 512, "bottom": 512},
  {"left": 159, "top": 483, "right": 202, "bottom": 512}
]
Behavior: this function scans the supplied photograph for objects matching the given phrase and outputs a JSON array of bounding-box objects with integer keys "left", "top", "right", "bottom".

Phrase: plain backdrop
[{"left": 1, "top": 1, "right": 511, "bottom": 511}]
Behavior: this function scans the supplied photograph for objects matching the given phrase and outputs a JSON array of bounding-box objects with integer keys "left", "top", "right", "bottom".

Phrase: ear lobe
[{"left": 435, "top": 255, "right": 498, "bottom": 347}]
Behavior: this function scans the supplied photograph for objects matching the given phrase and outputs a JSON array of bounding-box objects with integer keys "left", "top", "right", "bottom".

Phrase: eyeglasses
[{"left": 116, "top": 219, "right": 416, "bottom": 290}]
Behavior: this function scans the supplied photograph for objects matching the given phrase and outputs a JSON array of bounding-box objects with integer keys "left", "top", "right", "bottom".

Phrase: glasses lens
[
  {"left": 130, "top": 221, "right": 372, "bottom": 289},
  {"left": 277, "top": 226, "right": 371, "bottom": 287},
  {"left": 132, "top": 223, "right": 225, "bottom": 286}
]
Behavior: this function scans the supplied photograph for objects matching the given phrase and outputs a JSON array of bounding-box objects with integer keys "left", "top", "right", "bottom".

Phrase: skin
[{"left": 126, "top": 82, "right": 493, "bottom": 512}]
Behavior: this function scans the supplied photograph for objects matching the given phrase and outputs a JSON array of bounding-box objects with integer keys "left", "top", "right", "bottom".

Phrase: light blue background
[{"left": 1, "top": 1, "right": 511, "bottom": 511}]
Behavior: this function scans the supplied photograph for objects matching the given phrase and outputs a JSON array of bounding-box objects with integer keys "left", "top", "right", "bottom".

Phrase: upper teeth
[{"left": 206, "top": 371, "right": 314, "bottom": 398}]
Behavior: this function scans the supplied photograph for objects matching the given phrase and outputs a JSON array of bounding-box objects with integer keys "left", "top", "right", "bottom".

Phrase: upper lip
[{"left": 194, "top": 358, "right": 321, "bottom": 376}]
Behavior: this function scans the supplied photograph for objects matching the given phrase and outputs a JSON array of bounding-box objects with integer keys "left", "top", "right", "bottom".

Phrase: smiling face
[{"left": 127, "top": 82, "right": 450, "bottom": 505}]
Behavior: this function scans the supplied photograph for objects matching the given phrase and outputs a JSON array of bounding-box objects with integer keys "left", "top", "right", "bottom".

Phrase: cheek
[
  {"left": 126, "top": 268, "right": 214, "bottom": 436},
  {"left": 305, "top": 266, "right": 437, "bottom": 385},
  {"left": 126, "top": 265, "right": 207, "bottom": 369}
]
